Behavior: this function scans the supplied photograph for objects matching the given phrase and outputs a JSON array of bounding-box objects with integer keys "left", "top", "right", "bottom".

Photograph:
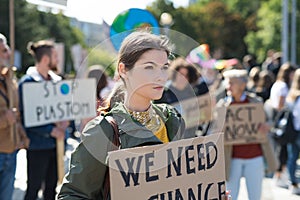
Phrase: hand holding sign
[
  {"left": 50, "top": 127, "right": 65, "bottom": 140},
  {"left": 257, "top": 122, "right": 270, "bottom": 135},
  {"left": 55, "top": 121, "right": 70, "bottom": 131}
]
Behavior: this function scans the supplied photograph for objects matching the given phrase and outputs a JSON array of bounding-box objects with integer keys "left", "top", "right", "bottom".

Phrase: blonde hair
[
  {"left": 286, "top": 68, "right": 300, "bottom": 103},
  {"left": 276, "top": 62, "right": 296, "bottom": 88}
]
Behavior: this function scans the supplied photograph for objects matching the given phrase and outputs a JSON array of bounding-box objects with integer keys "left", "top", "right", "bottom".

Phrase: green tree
[
  {"left": 0, "top": 0, "right": 49, "bottom": 76},
  {"left": 87, "top": 47, "right": 116, "bottom": 77},
  {"left": 39, "top": 12, "right": 85, "bottom": 73},
  {"left": 147, "top": 0, "right": 175, "bottom": 17},
  {"left": 0, "top": 0, "right": 85, "bottom": 76},
  {"left": 245, "top": 0, "right": 282, "bottom": 62},
  {"left": 148, "top": 0, "right": 247, "bottom": 59}
]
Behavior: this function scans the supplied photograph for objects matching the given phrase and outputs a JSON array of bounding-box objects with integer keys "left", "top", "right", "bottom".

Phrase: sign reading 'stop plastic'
[{"left": 22, "top": 79, "right": 96, "bottom": 127}]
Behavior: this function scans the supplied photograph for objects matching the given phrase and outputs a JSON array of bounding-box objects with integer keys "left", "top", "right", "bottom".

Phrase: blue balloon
[{"left": 110, "top": 8, "right": 160, "bottom": 51}]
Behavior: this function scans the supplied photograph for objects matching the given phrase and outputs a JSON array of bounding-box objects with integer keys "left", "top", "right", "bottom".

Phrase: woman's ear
[{"left": 118, "top": 62, "right": 127, "bottom": 79}]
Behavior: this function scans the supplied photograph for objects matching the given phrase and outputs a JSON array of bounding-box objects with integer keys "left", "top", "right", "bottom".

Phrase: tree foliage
[
  {"left": 245, "top": 0, "right": 282, "bottom": 62},
  {"left": 0, "top": 0, "right": 85, "bottom": 76},
  {"left": 148, "top": 0, "right": 300, "bottom": 64},
  {"left": 87, "top": 48, "right": 116, "bottom": 77},
  {"left": 2, "top": 0, "right": 300, "bottom": 74},
  {"left": 148, "top": 0, "right": 247, "bottom": 59}
]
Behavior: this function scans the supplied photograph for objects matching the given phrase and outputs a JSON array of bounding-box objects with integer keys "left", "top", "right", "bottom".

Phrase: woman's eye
[
  {"left": 145, "top": 65, "right": 154, "bottom": 69},
  {"left": 161, "top": 65, "right": 169, "bottom": 70}
]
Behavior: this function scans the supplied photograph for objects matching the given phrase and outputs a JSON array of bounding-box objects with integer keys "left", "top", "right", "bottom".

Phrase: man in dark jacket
[{"left": 18, "top": 40, "right": 68, "bottom": 200}]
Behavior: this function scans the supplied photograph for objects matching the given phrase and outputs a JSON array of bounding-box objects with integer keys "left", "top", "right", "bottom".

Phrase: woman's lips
[{"left": 153, "top": 86, "right": 164, "bottom": 90}]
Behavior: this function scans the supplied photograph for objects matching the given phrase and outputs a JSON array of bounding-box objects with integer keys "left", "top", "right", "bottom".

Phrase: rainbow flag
[
  {"left": 187, "top": 44, "right": 211, "bottom": 64},
  {"left": 186, "top": 44, "right": 239, "bottom": 70}
]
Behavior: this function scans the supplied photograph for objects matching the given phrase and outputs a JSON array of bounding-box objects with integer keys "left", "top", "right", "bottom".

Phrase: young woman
[
  {"left": 155, "top": 57, "right": 210, "bottom": 137},
  {"left": 57, "top": 31, "right": 191, "bottom": 199},
  {"left": 269, "top": 62, "right": 296, "bottom": 188},
  {"left": 286, "top": 68, "right": 300, "bottom": 194}
]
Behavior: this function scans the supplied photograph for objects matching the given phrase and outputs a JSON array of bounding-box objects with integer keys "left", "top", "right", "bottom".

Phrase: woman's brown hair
[
  {"left": 169, "top": 57, "right": 200, "bottom": 84},
  {"left": 287, "top": 68, "right": 300, "bottom": 102},
  {"left": 276, "top": 62, "right": 296, "bottom": 88}
]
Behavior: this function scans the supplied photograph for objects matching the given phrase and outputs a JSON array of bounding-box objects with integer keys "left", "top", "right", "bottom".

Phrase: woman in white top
[
  {"left": 286, "top": 68, "right": 300, "bottom": 194},
  {"left": 269, "top": 62, "right": 296, "bottom": 188}
]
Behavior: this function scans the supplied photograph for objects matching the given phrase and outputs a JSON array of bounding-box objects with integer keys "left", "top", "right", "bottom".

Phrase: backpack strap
[{"left": 103, "top": 115, "right": 120, "bottom": 200}]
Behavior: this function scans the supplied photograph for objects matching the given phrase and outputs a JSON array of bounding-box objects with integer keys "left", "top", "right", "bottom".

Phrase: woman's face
[
  {"left": 174, "top": 67, "right": 189, "bottom": 90},
  {"left": 289, "top": 70, "right": 295, "bottom": 85},
  {"left": 122, "top": 49, "right": 169, "bottom": 102},
  {"left": 225, "top": 77, "right": 246, "bottom": 98}
]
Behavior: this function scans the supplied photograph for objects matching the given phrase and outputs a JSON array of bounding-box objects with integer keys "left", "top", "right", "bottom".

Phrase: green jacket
[{"left": 58, "top": 103, "right": 189, "bottom": 199}]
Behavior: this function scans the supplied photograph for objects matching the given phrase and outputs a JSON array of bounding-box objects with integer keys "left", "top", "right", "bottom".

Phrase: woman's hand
[
  {"left": 50, "top": 127, "right": 65, "bottom": 140},
  {"left": 258, "top": 122, "right": 271, "bottom": 135}
]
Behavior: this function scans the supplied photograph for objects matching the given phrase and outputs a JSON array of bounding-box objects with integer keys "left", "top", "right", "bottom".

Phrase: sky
[{"left": 27, "top": 0, "right": 190, "bottom": 25}]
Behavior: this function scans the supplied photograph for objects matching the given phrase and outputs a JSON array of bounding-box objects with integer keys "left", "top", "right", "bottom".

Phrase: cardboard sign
[
  {"left": 216, "top": 103, "right": 267, "bottom": 145},
  {"left": 108, "top": 133, "right": 226, "bottom": 200},
  {"left": 22, "top": 79, "right": 96, "bottom": 127},
  {"left": 172, "top": 93, "right": 212, "bottom": 129}
]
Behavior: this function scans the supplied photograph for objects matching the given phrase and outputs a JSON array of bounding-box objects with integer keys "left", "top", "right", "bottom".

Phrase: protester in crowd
[
  {"left": 269, "top": 62, "right": 296, "bottom": 188},
  {"left": 215, "top": 69, "right": 277, "bottom": 200},
  {"left": 242, "top": 54, "right": 258, "bottom": 73},
  {"left": 57, "top": 31, "right": 226, "bottom": 199},
  {"left": 261, "top": 49, "right": 275, "bottom": 71},
  {"left": 255, "top": 70, "right": 275, "bottom": 102},
  {"left": 264, "top": 51, "right": 282, "bottom": 78},
  {"left": 86, "top": 65, "right": 113, "bottom": 110},
  {"left": 79, "top": 64, "right": 113, "bottom": 131},
  {"left": 0, "top": 33, "right": 29, "bottom": 200},
  {"left": 155, "top": 57, "right": 210, "bottom": 136},
  {"left": 285, "top": 68, "right": 300, "bottom": 195},
  {"left": 247, "top": 66, "right": 260, "bottom": 93},
  {"left": 18, "top": 40, "right": 69, "bottom": 200},
  {"left": 156, "top": 57, "right": 209, "bottom": 104}
]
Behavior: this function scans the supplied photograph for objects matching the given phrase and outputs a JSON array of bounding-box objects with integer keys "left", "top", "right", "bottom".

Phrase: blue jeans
[
  {"left": 226, "top": 156, "right": 264, "bottom": 200},
  {"left": 0, "top": 151, "right": 17, "bottom": 200},
  {"left": 287, "top": 136, "right": 300, "bottom": 185}
]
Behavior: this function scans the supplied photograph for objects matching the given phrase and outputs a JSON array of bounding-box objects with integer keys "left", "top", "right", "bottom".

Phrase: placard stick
[
  {"left": 9, "top": 0, "right": 17, "bottom": 146},
  {"left": 56, "top": 139, "right": 65, "bottom": 184}
]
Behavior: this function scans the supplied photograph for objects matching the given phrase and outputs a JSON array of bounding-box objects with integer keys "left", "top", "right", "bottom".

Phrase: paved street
[{"left": 13, "top": 138, "right": 300, "bottom": 200}]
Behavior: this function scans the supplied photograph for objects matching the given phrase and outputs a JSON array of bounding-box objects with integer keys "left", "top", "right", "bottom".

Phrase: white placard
[{"left": 22, "top": 78, "right": 96, "bottom": 127}]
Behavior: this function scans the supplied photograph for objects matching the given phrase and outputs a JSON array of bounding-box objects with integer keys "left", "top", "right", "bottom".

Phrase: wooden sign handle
[{"left": 56, "top": 139, "right": 65, "bottom": 185}]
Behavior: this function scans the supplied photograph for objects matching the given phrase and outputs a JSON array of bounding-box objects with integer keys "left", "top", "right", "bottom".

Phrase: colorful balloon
[{"left": 110, "top": 8, "right": 160, "bottom": 51}]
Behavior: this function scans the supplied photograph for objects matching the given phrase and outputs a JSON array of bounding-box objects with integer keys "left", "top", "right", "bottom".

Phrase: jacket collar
[
  {"left": 26, "top": 66, "right": 62, "bottom": 82},
  {"left": 107, "top": 102, "right": 167, "bottom": 148}
]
